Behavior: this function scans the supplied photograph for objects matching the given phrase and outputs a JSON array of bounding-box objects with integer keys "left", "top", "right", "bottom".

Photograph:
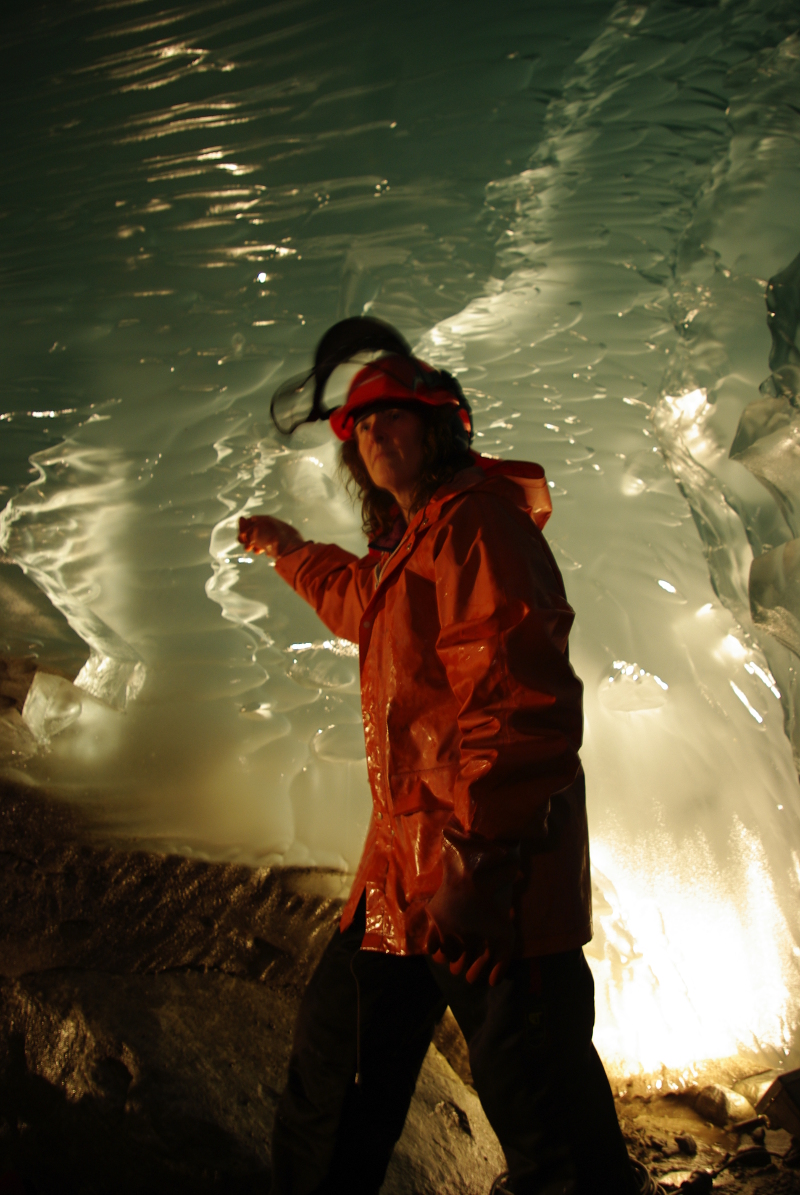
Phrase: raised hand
[{"left": 237, "top": 514, "right": 305, "bottom": 559}]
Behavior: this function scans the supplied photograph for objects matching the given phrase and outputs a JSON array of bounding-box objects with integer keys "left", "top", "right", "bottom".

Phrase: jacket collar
[
  {"left": 365, "top": 457, "right": 550, "bottom": 597},
  {"left": 368, "top": 512, "right": 406, "bottom": 557},
  {"left": 366, "top": 467, "right": 519, "bottom": 596}
]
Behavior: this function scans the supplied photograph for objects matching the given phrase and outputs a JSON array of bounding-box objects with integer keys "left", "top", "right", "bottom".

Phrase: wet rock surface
[
  {"left": 0, "top": 779, "right": 505, "bottom": 1194},
  {"left": 619, "top": 1095, "right": 800, "bottom": 1194}
]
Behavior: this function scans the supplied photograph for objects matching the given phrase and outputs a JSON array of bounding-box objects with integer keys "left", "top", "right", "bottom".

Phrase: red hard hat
[{"left": 329, "top": 354, "right": 470, "bottom": 441}]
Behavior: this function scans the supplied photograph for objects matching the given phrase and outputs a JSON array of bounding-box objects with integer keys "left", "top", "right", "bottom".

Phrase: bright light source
[{"left": 658, "top": 579, "right": 676, "bottom": 593}]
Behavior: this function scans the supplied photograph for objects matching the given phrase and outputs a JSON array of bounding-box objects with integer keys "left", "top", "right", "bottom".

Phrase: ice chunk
[
  {"left": 729, "top": 389, "right": 795, "bottom": 460},
  {"left": 766, "top": 250, "right": 800, "bottom": 372},
  {"left": 730, "top": 254, "right": 800, "bottom": 538},
  {"left": 22, "top": 672, "right": 83, "bottom": 743},
  {"left": 21, "top": 672, "right": 125, "bottom": 772},
  {"left": 74, "top": 653, "right": 147, "bottom": 709},
  {"left": 750, "top": 540, "right": 800, "bottom": 657},
  {"left": 730, "top": 403, "right": 800, "bottom": 538}
]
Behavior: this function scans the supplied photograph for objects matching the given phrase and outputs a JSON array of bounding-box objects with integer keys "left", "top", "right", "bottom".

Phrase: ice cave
[{"left": 2, "top": 0, "right": 800, "bottom": 1093}]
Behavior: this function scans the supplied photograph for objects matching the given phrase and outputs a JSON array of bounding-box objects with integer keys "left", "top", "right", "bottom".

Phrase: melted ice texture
[{"left": 2, "top": 0, "right": 800, "bottom": 1084}]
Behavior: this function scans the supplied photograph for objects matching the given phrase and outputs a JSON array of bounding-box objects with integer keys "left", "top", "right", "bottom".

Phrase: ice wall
[
  {"left": 2, "top": 0, "right": 800, "bottom": 1082},
  {"left": 413, "top": 4, "right": 800, "bottom": 1081}
]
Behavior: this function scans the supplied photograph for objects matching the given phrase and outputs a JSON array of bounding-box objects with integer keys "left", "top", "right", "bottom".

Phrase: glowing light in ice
[
  {"left": 657, "top": 579, "right": 677, "bottom": 593},
  {"left": 589, "top": 823, "right": 795, "bottom": 1079}
]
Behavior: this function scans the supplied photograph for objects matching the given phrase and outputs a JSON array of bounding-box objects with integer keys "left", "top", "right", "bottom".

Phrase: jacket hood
[{"left": 468, "top": 453, "right": 552, "bottom": 530}]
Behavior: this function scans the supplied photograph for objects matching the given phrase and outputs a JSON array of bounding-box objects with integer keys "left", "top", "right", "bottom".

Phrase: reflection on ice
[
  {"left": 599, "top": 661, "right": 668, "bottom": 713},
  {"left": 729, "top": 682, "right": 764, "bottom": 725}
]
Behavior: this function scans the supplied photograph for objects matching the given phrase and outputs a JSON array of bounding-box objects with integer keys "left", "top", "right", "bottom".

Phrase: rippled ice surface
[{"left": 2, "top": 0, "right": 800, "bottom": 1081}]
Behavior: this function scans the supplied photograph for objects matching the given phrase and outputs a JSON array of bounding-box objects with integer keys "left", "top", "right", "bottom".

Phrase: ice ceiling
[{"left": 2, "top": 0, "right": 800, "bottom": 1084}]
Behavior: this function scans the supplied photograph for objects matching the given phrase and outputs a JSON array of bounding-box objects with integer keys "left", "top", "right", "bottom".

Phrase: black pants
[{"left": 270, "top": 898, "right": 637, "bottom": 1195}]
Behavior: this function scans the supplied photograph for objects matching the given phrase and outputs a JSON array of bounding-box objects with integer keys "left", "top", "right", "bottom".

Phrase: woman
[{"left": 238, "top": 320, "right": 638, "bottom": 1195}]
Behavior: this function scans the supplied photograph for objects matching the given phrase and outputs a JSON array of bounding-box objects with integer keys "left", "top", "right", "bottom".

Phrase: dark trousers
[{"left": 270, "top": 898, "right": 637, "bottom": 1195}]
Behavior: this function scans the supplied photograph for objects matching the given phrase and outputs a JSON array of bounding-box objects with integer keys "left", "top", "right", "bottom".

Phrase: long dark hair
[{"left": 339, "top": 404, "right": 473, "bottom": 539}]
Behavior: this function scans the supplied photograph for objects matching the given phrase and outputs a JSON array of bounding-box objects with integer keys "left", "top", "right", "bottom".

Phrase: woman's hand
[
  {"left": 238, "top": 515, "right": 305, "bottom": 558},
  {"left": 425, "top": 827, "right": 519, "bottom": 987}
]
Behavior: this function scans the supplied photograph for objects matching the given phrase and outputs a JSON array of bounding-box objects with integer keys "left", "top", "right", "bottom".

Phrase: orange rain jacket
[{"left": 275, "top": 463, "right": 592, "bottom": 959}]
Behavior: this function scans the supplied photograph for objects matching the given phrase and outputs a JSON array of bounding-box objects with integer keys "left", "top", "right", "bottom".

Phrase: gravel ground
[{"left": 617, "top": 1093, "right": 799, "bottom": 1194}]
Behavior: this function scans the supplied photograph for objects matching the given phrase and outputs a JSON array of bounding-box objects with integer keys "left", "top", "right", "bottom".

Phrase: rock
[
  {"left": 695, "top": 1084, "right": 755, "bottom": 1127},
  {"left": 749, "top": 539, "right": 800, "bottom": 658},
  {"left": 0, "top": 969, "right": 281, "bottom": 1193},
  {"left": 0, "top": 781, "right": 343, "bottom": 984},
  {"left": 732, "top": 1141, "right": 772, "bottom": 1168},
  {"left": 432, "top": 1006, "right": 473, "bottom": 1088},
  {"left": 0, "top": 779, "right": 505, "bottom": 1193},
  {"left": 0, "top": 564, "right": 89, "bottom": 681},
  {"left": 383, "top": 1050, "right": 505, "bottom": 1195},
  {"left": 678, "top": 1174, "right": 713, "bottom": 1195},
  {"left": 734, "top": 1071, "right": 782, "bottom": 1110},
  {"left": 675, "top": 1131, "right": 698, "bottom": 1156},
  {"left": 0, "top": 658, "right": 39, "bottom": 713}
]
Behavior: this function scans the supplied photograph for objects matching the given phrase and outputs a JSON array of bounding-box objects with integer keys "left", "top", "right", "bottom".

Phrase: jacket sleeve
[
  {"left": 274, "top": 541, "right": 376, "bottom": 643},
  {"left": 433, "top": 493, "right": 583, "bottom": 843}
]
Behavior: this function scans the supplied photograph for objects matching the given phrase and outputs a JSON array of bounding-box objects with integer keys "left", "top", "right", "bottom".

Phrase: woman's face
[{"left": 354, "top": 407, "right": 426, "bottom": 504}]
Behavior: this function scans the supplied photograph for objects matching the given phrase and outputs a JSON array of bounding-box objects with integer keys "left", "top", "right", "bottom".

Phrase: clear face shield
[{"left": 269, "top": 316, "right": 472, "bottom": 440}]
